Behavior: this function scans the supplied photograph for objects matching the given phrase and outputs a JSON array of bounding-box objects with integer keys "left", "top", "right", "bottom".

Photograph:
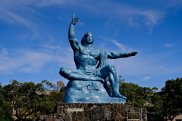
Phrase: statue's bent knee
[
  {"left": 106, "top": 65, "right": 116, "bottom": 72},
  {"left": 59, "top": 67, "right": 71, "bottom": 78}
]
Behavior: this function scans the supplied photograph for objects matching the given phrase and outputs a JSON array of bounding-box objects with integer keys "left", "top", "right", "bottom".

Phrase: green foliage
[
  {"left": 120, "top": 82, "right": 154, "bottom": 108},
  {"left": 120, "top": 78, "right": 182, "bottom": 121},
  {"left": 147, "top": 77, "right": 182, "bottom": 121},
  {"left": 0, "top": 104, "right": 13, "bottom": 121},
  {"left": 161, "top": 78, "right": 182, "bottom": 121},
  {"left": 147, "top": 92, "right": 164, "bottom": 121},
  {"left": 0, "top": 83, "right": 13, "bottom": 121},
  {"left": 1, "top": 80, "right": 66, "bottom": 120},
  {"left": 1, "top": 77, "right": 181, "bottom": 121}
]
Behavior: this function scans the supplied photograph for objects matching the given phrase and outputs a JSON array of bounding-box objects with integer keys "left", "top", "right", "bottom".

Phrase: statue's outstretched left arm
[{"left": 107, "top": 51, "right": 137, "bottom": 59}]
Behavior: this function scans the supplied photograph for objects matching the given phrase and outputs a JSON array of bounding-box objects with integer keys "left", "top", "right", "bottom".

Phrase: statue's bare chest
[
  {"left": 74, "top": 47, "right": 99, "bottom": 64},
  {"left": 78, "top": 47, "right": 98, "bottom": 58}
]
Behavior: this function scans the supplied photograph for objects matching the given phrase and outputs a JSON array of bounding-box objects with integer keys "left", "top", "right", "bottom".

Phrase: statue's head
[{"left": 81, "top": 32, "right": 94, "bottom": 45}]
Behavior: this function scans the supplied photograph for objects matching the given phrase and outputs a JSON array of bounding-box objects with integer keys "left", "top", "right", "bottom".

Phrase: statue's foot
[
  {"left": 112, "top": 92, "right": 126, "bottom": 99},
  {"left": 96, "top": 77, "right": 104, "bottom": 83}
]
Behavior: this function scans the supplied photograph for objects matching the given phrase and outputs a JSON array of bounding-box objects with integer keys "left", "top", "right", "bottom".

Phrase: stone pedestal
[{"left": 43, "top": 103, "right": 147, "bottom": 121}]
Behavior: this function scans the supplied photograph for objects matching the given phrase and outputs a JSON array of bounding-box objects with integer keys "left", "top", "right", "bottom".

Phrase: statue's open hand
[
  {"left": 71, "top": 15, "right": 79, "bottom": 25},
  {"left": 129, "top": 52, "right": 138, "bottom": 56}
]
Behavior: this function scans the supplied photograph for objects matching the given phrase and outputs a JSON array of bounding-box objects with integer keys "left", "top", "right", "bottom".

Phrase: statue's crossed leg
[{"left": 60, "top": 64, "right": 126, "bottom": 99}]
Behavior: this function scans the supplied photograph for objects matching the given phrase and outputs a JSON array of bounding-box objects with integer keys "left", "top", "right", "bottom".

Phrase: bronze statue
[{"left": 60, "top": 15, "right": 137, "bottom": 103}]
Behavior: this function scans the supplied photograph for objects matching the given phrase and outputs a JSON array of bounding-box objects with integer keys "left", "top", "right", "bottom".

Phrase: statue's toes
[{"left": 113, "top": 93, "right": 126, "bottom": 99}]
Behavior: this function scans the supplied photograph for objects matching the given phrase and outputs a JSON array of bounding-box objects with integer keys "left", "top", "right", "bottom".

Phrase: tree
[
  {"left": 147, "top": 92, "right": 164, "bottom": 121},
  {"left": 147, "top": 77, "right": 182, "bottom": 121},
  {"left": 161, "top": 78, "right": 182, "bottom": 121},
  {"left": 120, "top": 82, "right": 153, "bottom": 108},
  {"left": 2, "top": 80, "right": 66, "bottom": 120},
  {"left": 57, "top": 81, "right": 65, "bottom": 91},
  {"left": 0, "top": 83, "right": 13, "bottom": 121},
  {"left": 2, "top": 80, "right": 42, "bottom": 120}
]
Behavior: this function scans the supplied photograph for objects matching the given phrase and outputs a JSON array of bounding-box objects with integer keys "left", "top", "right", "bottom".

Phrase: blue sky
[{"left": 0, "top": 0, "right": 182, "bottom": 89}]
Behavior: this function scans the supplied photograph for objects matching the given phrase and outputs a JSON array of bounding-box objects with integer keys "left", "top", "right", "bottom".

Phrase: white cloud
[
  {"left": 0, "top": 3, "right": 41, "bottom": 40},
  {"left": 0, "top": 8, "right": 37, "bottom": 33},
  {"left": 163, "top": 0, "right": 182, "bottom": 8},
  {"left": 37, "top": 0, "right": 69, "bottom": 7},
  {"left": 143, "top": 76, "right": 151, "bottom": 81},
  {"left": 70, "top": 1, "right": 165, "bottom": 28},
  {"left": 164, "top": 43, "right": 175, "bottom": 48},
  {"left": 0, "top": 0, "right": 181, "bottom": 87},
  {"left": 111, "top": 40, "right": 129, "bottom": 51},
  {"left": 115, "top": 8, "right": 164, "bottom": 28},
  {"left": 134, "top": 10, "right": 163, "bottom": 27},
  {"left": 0, "top": 49, "right": 50, "bottom": 74},
  {"left": 0, "top": 0, "right": 69, "bottom": 36},
  {"left": 108, "top": 51, "right": 182, "bottom": 82},
  {"left": 0, "top": 0, "right": 164, "bottom": 29},
  {"left": 0, "top": 0, "right": 66, "bottom": 8},
  {"left": 0, "top": 46, "right": 74, "bottom": 75}
]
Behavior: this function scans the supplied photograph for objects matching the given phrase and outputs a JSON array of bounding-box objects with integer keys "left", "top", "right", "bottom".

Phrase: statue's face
[{"left": 84, "top": 33, "right": 94, "bottom": 44}]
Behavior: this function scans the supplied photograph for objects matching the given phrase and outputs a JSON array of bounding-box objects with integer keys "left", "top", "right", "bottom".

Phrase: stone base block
[{"left": 45, "top": 103, "right": 147, "bottom": 121}]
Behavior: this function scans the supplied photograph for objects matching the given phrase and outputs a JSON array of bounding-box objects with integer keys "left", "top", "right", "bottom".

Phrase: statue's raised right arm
[{"left": 68, "top": 15, "right": 79, "bottom": 50}]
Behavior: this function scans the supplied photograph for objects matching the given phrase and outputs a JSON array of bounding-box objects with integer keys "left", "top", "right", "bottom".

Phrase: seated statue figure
[{"left": 60, "top": 15, "right": 137, "bottom": 103}]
